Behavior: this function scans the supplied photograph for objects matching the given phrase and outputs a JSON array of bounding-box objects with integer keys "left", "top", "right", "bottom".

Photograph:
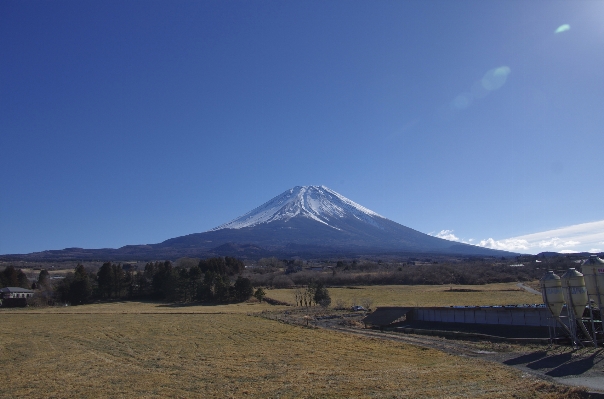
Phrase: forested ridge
[{"left": 1, "top": 257, "right": 255, "bottom": 306}]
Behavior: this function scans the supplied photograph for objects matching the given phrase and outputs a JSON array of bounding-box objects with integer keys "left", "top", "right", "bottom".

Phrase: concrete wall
[{"left": 412, "top": 307, "right": 553, "bottom": 327}]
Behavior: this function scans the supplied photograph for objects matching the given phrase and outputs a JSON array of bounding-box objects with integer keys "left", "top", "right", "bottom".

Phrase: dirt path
[
  {"left": 326, "top": 324, "right": 604, "bottom": 395},
  {"left": 517, "top": 282, "right": 542, "bottom": 296},
  {"left": 260, "top": 309, "right": 604, "bottom": 395}
]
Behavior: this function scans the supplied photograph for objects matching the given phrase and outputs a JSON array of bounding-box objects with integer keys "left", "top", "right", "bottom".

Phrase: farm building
[
  {"left": 363, "top": 305, "right": 554, "bottom": 341},
  {"left": 0, "top": 287, "right": 34, "bottom": 307}
]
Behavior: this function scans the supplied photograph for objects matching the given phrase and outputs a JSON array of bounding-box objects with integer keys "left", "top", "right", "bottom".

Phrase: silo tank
[
  {"left": 561, "top": 268, "right": 588, "bottom": 318},
  {"left": 541, "top": 271, "right": 565, "bottom": 317},
  {"left": 582, "top": 255, "right": 604, "bottom": 306}
]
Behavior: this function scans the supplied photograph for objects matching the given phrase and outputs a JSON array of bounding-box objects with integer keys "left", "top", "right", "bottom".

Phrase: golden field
[
  {"left": 0, "top": 296, "right": 582, "bottom": 398},
  {"left": 265, "top": 282, "right": 543, "bottom": 308},
  {"left": 2, "top": 299, "right": 283, "bottom": 314}
]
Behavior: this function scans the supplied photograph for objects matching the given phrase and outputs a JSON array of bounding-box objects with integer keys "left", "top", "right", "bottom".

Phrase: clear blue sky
[{"left": 2, "top": 1, "right": 603, "bottom": 255}]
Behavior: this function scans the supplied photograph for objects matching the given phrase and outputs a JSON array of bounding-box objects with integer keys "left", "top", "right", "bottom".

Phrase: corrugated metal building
[{"left": 364, "top": 305, "right": 552, "bottom": 328}]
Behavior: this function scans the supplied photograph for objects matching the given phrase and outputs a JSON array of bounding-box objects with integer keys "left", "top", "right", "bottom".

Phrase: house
[{"left": 0, "top": 287, "right": 34, "bottom": 307}]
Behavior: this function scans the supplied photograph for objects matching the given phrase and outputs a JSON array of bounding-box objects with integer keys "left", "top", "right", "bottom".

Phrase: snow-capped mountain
[
  {"left": 212, "top": 185, "right": 383, "bottom": 231},
  {"left": 150, "top": 185, "right": 511, "bottom": 257},
  {"left": 5, "top": 186, "right": 516, "bottom": 260}
]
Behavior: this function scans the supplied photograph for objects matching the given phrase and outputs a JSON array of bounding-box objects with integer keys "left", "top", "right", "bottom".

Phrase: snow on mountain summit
[{"left": 211, "top": 186, "right": 384, "bottom": 231}]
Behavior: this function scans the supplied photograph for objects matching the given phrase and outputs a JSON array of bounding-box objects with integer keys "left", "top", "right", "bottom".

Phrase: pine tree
[{"left": 68, "top": 265, "right": 92, "bottom": 305}]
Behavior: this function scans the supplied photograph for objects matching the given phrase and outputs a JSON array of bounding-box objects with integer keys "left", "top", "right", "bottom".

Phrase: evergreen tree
[
  {"left": 313, "top": 282, "right": 331, "bottom": 308},
  {"left": 151, "top": 261, "right": 178, "bottom": 301},
  {"left": 67, "top": 265, "right": 93, "bottom": 305},
  {"left": 111, "top": 263, "right": 126, "bottom": 298},
  {"left": 134, "top": 271, "right": 148, "bottom": 297},
  {"left": 224, "top": 256, "right": 245, "bottom": 275},
  {"left": 254, "top": 288, "right": 266, "bottom": 302},
  {"left": 0, "top": 266, "right": 23, "bottom": 288},
  {"left": 187, "top": 265, "right": 202, "bottom": 302},
  {"left": 124, "top": 271, "right": 134, "bottom": 299},
  {"left": 37, "top": 269, "right": 51, "bottom": 289},
  {"left": 97, "top": 263, "right": 113, "bottom": 298},
  {"left": 234, "top": 276, "right": 253, "bottom": 302},
  {"left": 17, "top": 269, "right": 30, "bottom": 289}
]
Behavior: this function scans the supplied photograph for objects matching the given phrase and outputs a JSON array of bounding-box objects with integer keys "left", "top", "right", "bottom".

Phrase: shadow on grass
[
  {"left": 93, "top": 298, "right": 260, "bottom": 308},
  {"left": 546, "top": 354, "right": 595, "bottom": 377},
  {"left": 155, "top": 301, "right": 251, "bottom": 308},
  {"left": 526, "top": 352, "right": 572, "bottom": 370},
  {"left": 503, "top": 351, "right": 548, "bottom": 366},
  {"left": 546, "top": 349, "right": 604, "bottom": 377}
]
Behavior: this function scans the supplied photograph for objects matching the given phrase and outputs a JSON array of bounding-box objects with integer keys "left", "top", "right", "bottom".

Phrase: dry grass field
[
  {"left": 1, "top": 299, "right": 584, "bottom": 398},
  {"left": 265, "top": 282, "right": 543, "bottom": 308},
  {"left": 3, "top": 299, "right": 284, "bottom": 314}
]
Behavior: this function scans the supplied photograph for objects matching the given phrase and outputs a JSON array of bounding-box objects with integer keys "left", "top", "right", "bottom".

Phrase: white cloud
[
  {"left": 432, "top": 229, "right": 461, "bottom": 242},
  {"left": 477, "top": 238, "right": 531, "bottom": 251},
  {"left": 476, "top": 220, "right": 604, "bottom": 254}
]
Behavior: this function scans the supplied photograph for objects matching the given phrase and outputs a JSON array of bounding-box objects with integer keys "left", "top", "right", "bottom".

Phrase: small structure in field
[
  {"left": 0, "top": 287, "right": 34, "bottom": 307},
  {"left": 362, "top": 307, "right": 412, "bottom": 328}
]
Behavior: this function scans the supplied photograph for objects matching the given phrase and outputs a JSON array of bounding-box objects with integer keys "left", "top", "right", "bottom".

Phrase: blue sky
[{"left": 2, "top": 1, "right": 603, "bottom": 255}]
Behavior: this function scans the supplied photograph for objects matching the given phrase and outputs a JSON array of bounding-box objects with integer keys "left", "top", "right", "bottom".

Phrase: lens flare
[
  {"left": 481, "top": 66, "right": 511, "bottom": 91},
  {"left": 555, "top": 24, "right": 570, "bottom": 34}
]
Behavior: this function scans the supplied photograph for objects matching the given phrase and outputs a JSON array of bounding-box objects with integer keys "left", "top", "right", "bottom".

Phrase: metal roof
[
  {"left": 0, "top": 287, "right": 34, "bottom": 293},
  {"left": 362, "top": 307, "right": 412, "bottom": 327}
]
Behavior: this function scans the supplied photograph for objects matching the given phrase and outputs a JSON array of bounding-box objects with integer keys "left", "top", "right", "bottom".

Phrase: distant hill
[{"left": 0, "top": 185, "right": 516, "bottom": 261}]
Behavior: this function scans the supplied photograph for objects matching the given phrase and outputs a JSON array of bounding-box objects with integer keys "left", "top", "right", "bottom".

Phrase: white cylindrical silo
[
  {"left": 582, "top": 255, "right": 604, "bottom": 308},
  {"left": 540, "top": 271, "right": 565, "bottom": 317},
  {"left": 561, "top": 268, "right": 589, "bottom": 319}
]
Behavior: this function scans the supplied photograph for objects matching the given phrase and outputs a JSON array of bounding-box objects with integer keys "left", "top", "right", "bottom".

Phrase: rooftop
[{"left": 0, "top": 287, "right": 34, "bottom": 293}]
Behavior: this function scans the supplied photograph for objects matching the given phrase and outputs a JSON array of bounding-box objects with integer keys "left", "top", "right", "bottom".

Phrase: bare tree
[{"left": 293, "top": 288, "right": 303, "bottom": 306}]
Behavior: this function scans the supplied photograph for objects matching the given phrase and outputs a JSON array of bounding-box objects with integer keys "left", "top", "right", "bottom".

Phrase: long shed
[
  {"left": 0, "top": 287, "right": 34, "bottom": 307},
  {"left": 363, "top": 305, "right": 552, "bottom": 328}
]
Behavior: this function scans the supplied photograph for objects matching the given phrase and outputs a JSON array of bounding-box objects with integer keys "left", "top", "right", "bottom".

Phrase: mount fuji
[
  {"left": 165, "top": 185, "right": 506, "bottom": 256},
  {"left": 2, "top": 185, "right": 514, "bottom": 261},
  {"left": 212, "top": 185, "right": 386, "bottom": 232}
]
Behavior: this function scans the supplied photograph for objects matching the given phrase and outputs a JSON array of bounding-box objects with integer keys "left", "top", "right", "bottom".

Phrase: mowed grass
[
  {"left": 1, "top": 303, "right": 578, "bottom": 398},
  {"left": 3, "top": 299, "right": 284, "bottom": 314},
  {"left": 266, "top": 282, "right": 543, "bottom": 307}
]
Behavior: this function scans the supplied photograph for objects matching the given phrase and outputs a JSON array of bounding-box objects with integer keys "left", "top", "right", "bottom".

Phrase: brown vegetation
[
  {"left": 0, "top": 303, "right": 585, "bottom": 398},
  {"left": 266, "top": 282, "right": 543, "bottom": 308},
  {"left": 247, "top": 258, "right": 550, "bottom": 288}
]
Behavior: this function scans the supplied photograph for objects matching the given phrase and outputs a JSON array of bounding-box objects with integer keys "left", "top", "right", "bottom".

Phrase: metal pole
[
  {"left": 593, "top": 273, "right": 604, "bottom": 343},
  {"left": 588, "top": 302, "right": 598, "bottom": 348},
  {"left": 541, "top": 284, "right": 553, "bottom": 346},
  {"left": 565, "top": 286, "right": 583, "bottom": 348}
]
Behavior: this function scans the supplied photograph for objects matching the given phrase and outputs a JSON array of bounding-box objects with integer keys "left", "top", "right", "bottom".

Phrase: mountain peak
[
  {"left": 211, "top": 185, "right": 383, "bottom": 231},
  {"left": 4, "top": 185, "right": 516, "bottom": 260}
]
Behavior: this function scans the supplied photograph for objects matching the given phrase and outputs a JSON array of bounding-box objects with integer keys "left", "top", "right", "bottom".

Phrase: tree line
[
  {"left": 2, "top": 257, "right": 255, "bottom": 306},
  {"left": 0, "top": 266, "right": 30, "bottom": 289},
  {"left": 248, "top": 261, "right": 546, "bottom": 288}
]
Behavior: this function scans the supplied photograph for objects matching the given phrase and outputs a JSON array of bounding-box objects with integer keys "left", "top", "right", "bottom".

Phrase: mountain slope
[
  {"left": 155, "top": 186, "right": 508, "bottom": 256},
  {"left": 0, "top": 185, "right": 515, "bottom": 260}
]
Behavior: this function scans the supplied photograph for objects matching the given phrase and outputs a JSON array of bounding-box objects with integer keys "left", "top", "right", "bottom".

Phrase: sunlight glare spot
[{"left": 481, "top": 66, "right": 511, "bottom": 91}]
